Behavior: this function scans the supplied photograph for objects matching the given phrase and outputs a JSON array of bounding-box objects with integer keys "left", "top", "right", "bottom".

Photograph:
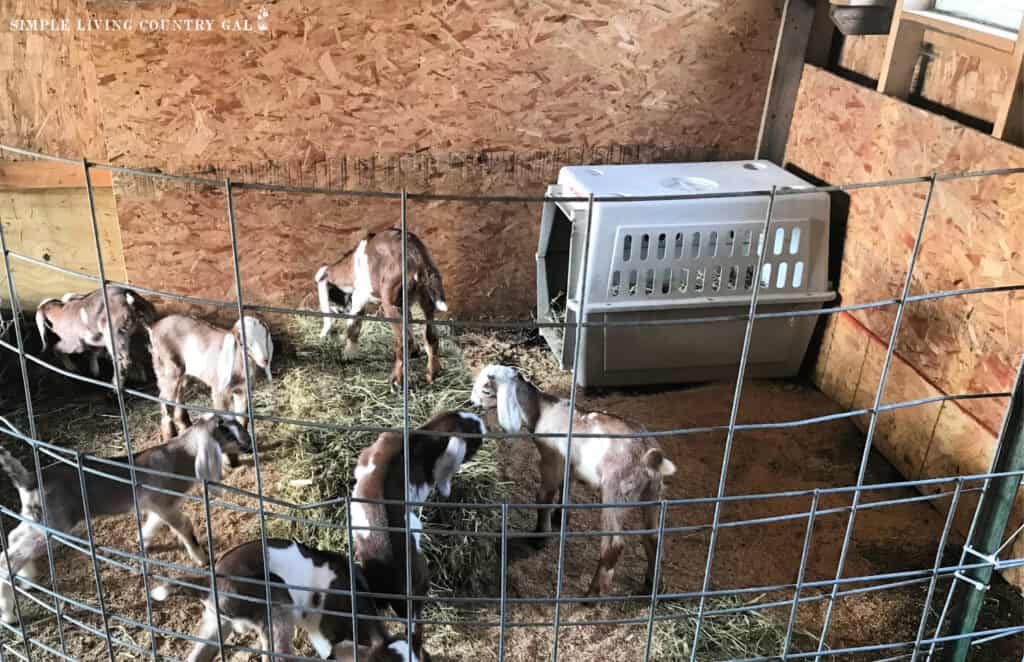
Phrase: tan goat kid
[{"left": 471, "top": 364, "right": 676, "bottom": 596}]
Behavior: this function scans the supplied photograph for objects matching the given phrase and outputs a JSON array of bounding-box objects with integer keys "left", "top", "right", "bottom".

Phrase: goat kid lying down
[
  {"left": 471, "top": 364, "right": 677, "bottom": 596},
  {"left": 351, "top": 410, "right": 486, "bottom": 661},
  {"left": 0, "top": 415, "right": 251, "bottom": 624},
  {"left": 152, "top": 538, "right": 418, "bottom": 662},
  {"left": 36, "top": 287, "right": 157, "bottom": 383}
]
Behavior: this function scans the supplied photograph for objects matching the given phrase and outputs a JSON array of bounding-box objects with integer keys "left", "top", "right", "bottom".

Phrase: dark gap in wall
[{"left": 781, "top": 164, "right": 850, "bottom": 382}]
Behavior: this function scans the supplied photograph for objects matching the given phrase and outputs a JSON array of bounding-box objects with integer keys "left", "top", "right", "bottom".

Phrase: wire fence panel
[{"left": 0, "top": 143, "right": 1020, "bottom": 662}]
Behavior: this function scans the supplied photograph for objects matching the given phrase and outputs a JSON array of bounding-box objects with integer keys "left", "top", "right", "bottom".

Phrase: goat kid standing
[
  {"left": 351, "top": 409, "right": 486, "bottom": 660},
  {"left": 149, "top": 314, "right": 272, "bottom": 460},
  {"left": 0, "top": 415, "right": 251, "bottom": 624},
  {"left": 314, "top": 229, "right": 447, "bottom": 387},
  {"left": 35, "top": 286, "right": 157, "bottom": 384},
  {"left": 153, "top": 538, "right": 419, "bottom": 662},
  {"left": 471, "top": 364, "right": 676, "bottom": 596}
]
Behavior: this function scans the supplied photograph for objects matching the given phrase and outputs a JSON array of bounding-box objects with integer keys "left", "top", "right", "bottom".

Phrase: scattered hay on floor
[
  {"left": 263, "top": 315, "right": 511, "bottom": 598},
  {"left": 649, "top": 595, "right": 823, "bottom": 661}
]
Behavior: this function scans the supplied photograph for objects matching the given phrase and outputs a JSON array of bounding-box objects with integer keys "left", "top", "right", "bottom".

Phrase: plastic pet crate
[{"left": 536, "top": 160, "right": 836, "bottom": 387}]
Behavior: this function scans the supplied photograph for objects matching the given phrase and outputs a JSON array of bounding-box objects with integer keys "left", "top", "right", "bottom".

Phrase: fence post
[{"left": 941, "top": 356, "right": 1024, "bottom": 662}]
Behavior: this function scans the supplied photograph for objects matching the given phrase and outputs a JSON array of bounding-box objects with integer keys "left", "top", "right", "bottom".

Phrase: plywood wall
[
  {"left": 838, "top": 34, "right": 1018, "bottom": 128},
  {"left": 0, "top": 0, "right": 107, "bottom": 159},
  {"left": 0, "top": 186, "right": 127, "bottom": 306},
  {"left": 789, "top": 66, "right": 1024, "bottom": 585}
]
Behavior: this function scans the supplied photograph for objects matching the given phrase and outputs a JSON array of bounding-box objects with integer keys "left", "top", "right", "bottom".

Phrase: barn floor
[{"left": 0, "top": 325, "right": 1020, "bottom": 661}]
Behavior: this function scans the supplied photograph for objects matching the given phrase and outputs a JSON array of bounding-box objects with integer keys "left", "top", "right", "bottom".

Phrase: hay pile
[
  {"left": 262, "top": 316, "right": 510, "bottom": 597},
  {"left": 650, "top": 595, "right": 823, "bottom": 660}
]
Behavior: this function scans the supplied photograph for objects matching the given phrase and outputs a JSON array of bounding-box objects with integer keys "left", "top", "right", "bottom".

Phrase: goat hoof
[{"left": 343, "top": 342, "right": 359, "bottom": 360}]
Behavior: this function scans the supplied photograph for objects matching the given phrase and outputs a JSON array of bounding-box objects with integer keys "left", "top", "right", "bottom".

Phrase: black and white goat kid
[
  {"left": 152, "top": 538, "right": 419, "bottom": 662},
  {"left": 351, "top": 409, "right": 486, "bottom": 661}
]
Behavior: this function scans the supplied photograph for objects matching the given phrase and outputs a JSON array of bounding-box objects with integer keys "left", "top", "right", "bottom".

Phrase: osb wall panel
[
  {"left": 84, "top": 1, "right": 780, "bottom": 172},
  {"left": 838, "top": 35, "right": 1016, "bottom": 125},
  {"left": 787, "top": 65, "right": 1024, "bottom": 433},
  {"left": 66, "top": 0, "right": 782, "bottom": 318},
  {"left": 0, "top": 0, "right": 107, "bottom": 159},
  {"left": 814, "top": 314, "right": 1023, "bottom": 586},
  {"left": 0, "top": 187, "right": 127, "bottom": 307}
]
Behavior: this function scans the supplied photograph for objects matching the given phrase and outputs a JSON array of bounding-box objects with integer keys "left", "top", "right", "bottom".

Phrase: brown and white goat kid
[
  {"left": 152, "top": 538, "right": 418, "bottom": 662},
  {"left": 149, "top": 314, "right": 273, "bottom": 448},
  {"left": 0, "top": 415, "right": 251, "bottom": 624},
  {"left": 352, "top": 410, "right": 486, "bottom": 660},
  {"left": 314, "top": 230, "right": 447, "bottom": 387},
  {"left": 471, "top": 365, "right": 677, "bottom": 596},
  {"left": 35, "top": 286, "right": 157, "bottom": 383}
]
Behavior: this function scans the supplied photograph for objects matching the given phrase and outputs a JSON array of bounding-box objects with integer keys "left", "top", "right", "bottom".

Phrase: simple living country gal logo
[{"left": 9, "top": 7, "right": 271, "bottom": 33}]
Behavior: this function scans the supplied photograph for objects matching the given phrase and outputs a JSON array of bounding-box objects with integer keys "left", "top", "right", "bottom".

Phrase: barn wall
[
  {"left": 1, "top": 0, "right": 785, "bottom": 319},
  {"left": 789, "top": 65, "right": 1024, "bottom": 585},
  {"left": 837, "top": 34, "right": 1019, "bottom": 129}
]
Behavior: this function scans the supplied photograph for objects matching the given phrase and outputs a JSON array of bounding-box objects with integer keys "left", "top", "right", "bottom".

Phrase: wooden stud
[
  {"left": 878, "top": 1, "right": 926, "bottom": 98},
  {"left": 755, "top": 0, "right": 820, "bottom": 164},
  {"left": 993, "top": 32, "right": 1024, "bottom": 144}
]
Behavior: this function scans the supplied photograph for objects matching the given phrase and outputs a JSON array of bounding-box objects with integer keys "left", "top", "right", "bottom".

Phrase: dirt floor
[{"left": 0, "top": 323, "right": 1020, "bottom": 661}]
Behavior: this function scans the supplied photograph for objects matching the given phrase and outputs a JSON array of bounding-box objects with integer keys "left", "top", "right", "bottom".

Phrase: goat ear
[
  {"left": 195, "top": 429, "right": 224, "bottom": 483},
  {"left": 216, "top": 333, "right": 237, "bottom": 392},
  {"left": 495, "top": 380, "right": 524, "bottom": 433}
]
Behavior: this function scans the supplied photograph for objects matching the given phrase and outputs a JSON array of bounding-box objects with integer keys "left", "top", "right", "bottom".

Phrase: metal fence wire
[{"left": 0, "top": 142, "right": 1021, "bottom": 662}]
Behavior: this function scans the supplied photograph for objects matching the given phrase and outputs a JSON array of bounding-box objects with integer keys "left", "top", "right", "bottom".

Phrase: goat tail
[
  {"left": 35, "top": 306, "right": 49, "bottom": 352},
  {"left": 643, "top": 448, "right": 677, "bottom": 477},
  {"left": 0, "top": 445, "right": 36, "bottom": 491},
  {"left": 315, "top": 264, "right": 336, "bottom": 339},
  {"left": 422, "top": 269, "right": 448, "bottom": 313}
]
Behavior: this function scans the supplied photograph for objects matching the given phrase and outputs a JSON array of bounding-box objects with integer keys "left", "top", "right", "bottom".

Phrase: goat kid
[
  {"left": 471, "top": 365, "right": 677, "bottom": 596},
  {"left": 315, "top": 230, "right": 447, "bottom": 387},
  {"left": 149, "top": 314, "right": 273, "bottom": 454},
  {"left": 152, "top": 538, "right": 418, "bottom": 662},
  {"left": 0, "top": 415, "right": 251, "bottom": 624},
  {"left": 352, "top": 410, "right": 486, "bottom": 660},
  {"left": 36, "top": 287, "right": 157, "bottom": 384}
]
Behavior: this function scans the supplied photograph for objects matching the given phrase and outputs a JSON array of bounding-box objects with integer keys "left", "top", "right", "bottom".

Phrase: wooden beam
[
  {"left": 0, "top": 161, "right": 113, "bottom": 190},
  {"left": 755, "top": 0, "right": 820, "bottom": 164},
  {"left": 878, "top": 1, "right": 926, "bottom": 98},
  {"left": 993, "top": 33, "right": 1024, "bottom": 144},
  {"left": 902, "top": 9, "right": 1018, "bottom": 53}
]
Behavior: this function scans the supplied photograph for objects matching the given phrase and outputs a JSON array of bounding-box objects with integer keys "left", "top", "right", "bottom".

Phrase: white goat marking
[
  {"left": 61, "top": 293, "right": 75, "bottom": 303},
  {"left": 406, "top": 483, "right": 431, "bottom": 551},
  {"left": 125, "top": 292, "right": 135, "bottom": 305},
  {"left": 79, "top": 309, "right": 89, "bottom": 324},
  {"left": 407, "top": 510, "right": 424, "bottom": 552},
  {"left": 314, "top": 265, "right": 328, "bottom": 282},
  {"left": 183, "top": 335, "right": 206, "bottom": 377},
  {"left": 265, "top": 543, "right": 337, "bottom": 625},
  {"left": 456, "top": 411, "right": 486, "bottom": 431},
  {"left": 347, "top": 239, "right": 376, "bottom": 326},
  {"left": 388, "top": 639, "right": 419, "bottom": 662},
  {"left": 351, "top": 502, "right": 371, "bottom": 541},
  {"left": 354, "top": 458, "right": 375, "bottom": 482},
  {"left": 434, "top": 436, "right": 467, "bottom": 498}
]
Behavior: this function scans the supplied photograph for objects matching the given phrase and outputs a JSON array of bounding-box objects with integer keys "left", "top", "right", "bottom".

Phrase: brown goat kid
[
  {"left": 471, "top": 365, "right": 677, "bottom": 597},
  {"left": 35, "top": 286, "right": 157, "bottom": 383},
  {"left": 315, "top": 229, "right": 447, "bottom": 387}
]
